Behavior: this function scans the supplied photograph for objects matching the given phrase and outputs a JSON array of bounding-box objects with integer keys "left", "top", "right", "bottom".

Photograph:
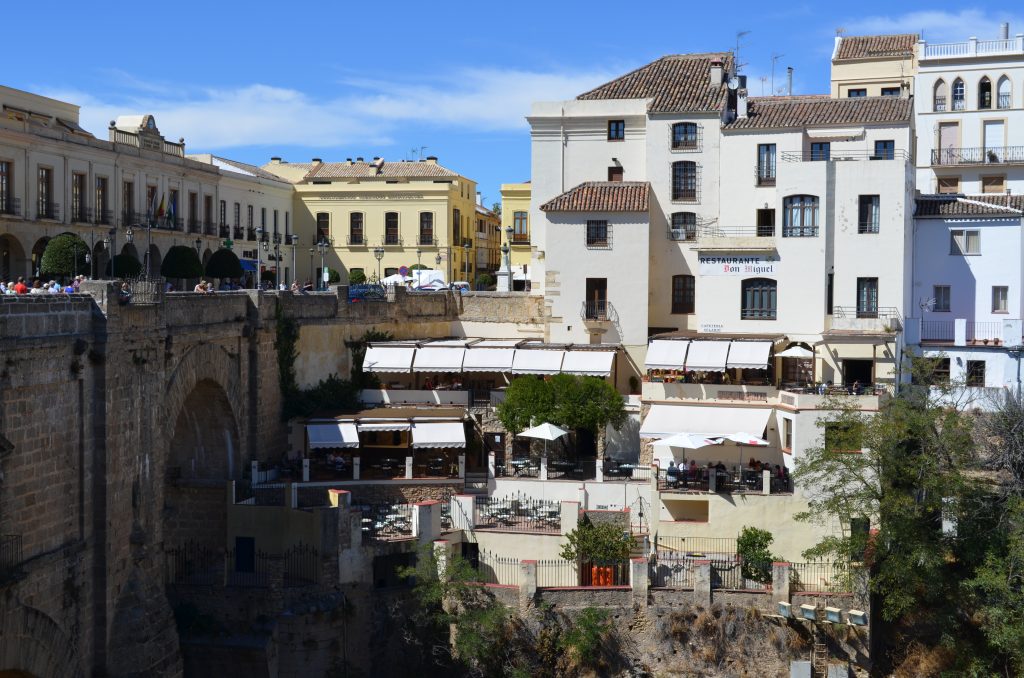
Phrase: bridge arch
[{"left": 0, "top": 604, "right": 82, "bottom": 678}]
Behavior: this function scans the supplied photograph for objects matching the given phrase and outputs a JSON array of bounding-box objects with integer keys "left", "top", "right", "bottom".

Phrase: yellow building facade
[
  {"left": 830, "top": 33, "right": 917, "bottom": 98},
  {"left": 499, "top": 181, "right": 531, "bottom": 289},
  {"left": 264, "top": 157, "right": 479, "bottom": 284}
]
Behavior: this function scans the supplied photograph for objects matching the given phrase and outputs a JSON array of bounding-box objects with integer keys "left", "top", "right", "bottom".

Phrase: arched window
[
  {"left": 671, "top": 274, "right": 695, "bottom": 314},
  {"left": 933, "top": 79, "right": 948, "bottom": 111},
  {"left": 782, "top": 195, "right": 818, "bottom": 237},
  {"left": 671, "top": 122, "right": 699, "bottom": 150},
  {"left": 741, "top": 278, "right": 777, "bottom": 320},
  {"left": 315, "top": 212, "right": 329, "bottom": 242},
  {"left": 978, "top": 76, "right": 992, "bottom": 109},
  {"left": 384, "top": 212, "right": 399, "bottom": 245},
  {"left": 952, "top": 78, "right": 965, "bottom": 110},
  {"left": 672, "top": 161, "right": 697, "bottom": 201},
  {"left": 670, "top": 212, "right": 697, "bottom": 241},
  {"left": 349, "top": 212, "right": 363, "bottom": 245},
  {"left": 997, "top": 75, "right": 1012, "bottom": 109},
  {"left": 418, "top": 212, "right": 434, "bottom": 245}
]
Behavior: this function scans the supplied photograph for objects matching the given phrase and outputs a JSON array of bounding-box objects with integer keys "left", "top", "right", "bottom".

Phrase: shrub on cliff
[
  {"left": 40, "top": 233, "right": 89, "bottom": 278},
  {"left": 160, "top": 245, "right": 204, "bottom": 279}
]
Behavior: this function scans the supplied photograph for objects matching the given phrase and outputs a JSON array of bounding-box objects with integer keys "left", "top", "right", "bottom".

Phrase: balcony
[
  {"left": 511, "top": 232, "right": 530, "bottom": 245},
  {"left": 755, "top": 166, "right": 776, "bottom": 186},
  {"left": 418, "top": 235, "right": 438, "bottom": 247},
  {"left": 246, "top": 227, "right": 256, "bottom": 241},
  {"left": 360, "top": 388, "right": 470, "bottom": 407},
  {"left": 69, "top": 205, "right": 91, "bottom": 224},
  {"left": 920, "top": 35, "right": 1024, "bottom": 60},
  {"left": 581, "top": 299, "right": 616, "bottom": 322},
  {"left": 347, "top": 234, "right": 365, "bottom": 246},
  {"left": 696, "top": 225, "right": 776, "bottom": 251},
  {"left": 931, "top": 146, "right": 1024, "bottom": 166},
  {"left": 918, "top": 318, "right": 1008, "bottom": 345},
  {"left": 36, "top": 201, "right": 60, "bottom": 221},
  {"left": 643, "top": 381, "right": 778, "bottom": 404},
  {"left": 668, "top": 227, "right": 697, "bottom": 242},
  {"left": 187, "top": 218, "right": 201, "bottom": 233},
  {"left": 778, "top": 388, "right": 885, "bottom": 411},
  {"left": 95, "top": 208, "right": 113, "bottom": 226},
  {"left": 781, "top": 149, "right": 908, "bottom": 162},
  {"left": 215, "top": 223, "right": 227, "bottom": 238},
  {"left": 382, "top": 236, "right": 403, "bottom": 247},
  {"left": 231, "top": 225, "right": 242, "bottom": 240},
  {"left": 830, "top": 306, "right": 902, "bottom": 333},
  {"left": 0, "top": 197, "right": 21, "bottom": 218}
]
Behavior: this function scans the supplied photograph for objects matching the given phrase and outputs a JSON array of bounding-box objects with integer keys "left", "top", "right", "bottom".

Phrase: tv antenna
[
  {"left": 734, "top": 30, "right": 750, "bottom": 74},
  {"left": 771, "top": 53, "right": 785, "bottom": 94},
  {"left": 759, "top": 75, "right": 768, "bottom": 95}
]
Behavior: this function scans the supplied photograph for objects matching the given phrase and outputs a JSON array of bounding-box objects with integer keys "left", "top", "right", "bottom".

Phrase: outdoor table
[{"left": 617, "top": 464, "right": 637, "bottom": 477}]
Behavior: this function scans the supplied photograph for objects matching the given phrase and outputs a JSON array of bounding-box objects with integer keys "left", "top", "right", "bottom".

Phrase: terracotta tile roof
[
  {"left": 540, "top": 182, "right": 650, "bottom": 212},
  {"left": 835, "top": 34, "right": 918, "bottom": 61},
  {"left": 724, "top": 95, "right": 912, "bottom": 130},
  {"left": 915, "top": 194, "right": 1024, "bottom": 217},
  {"left": 576, "top": 53, "right": 733, "bottom": 113},
  {"left": 305, "top": 160, "right": 459, "bottom": 180}
]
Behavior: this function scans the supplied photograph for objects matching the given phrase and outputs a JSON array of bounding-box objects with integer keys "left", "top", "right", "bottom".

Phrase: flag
[
  {"left": 149, "top": 189, "right": 159, "bottom": 218},
  {"left": 166, "top": 196, "right": 174, "bottom": 224},
  {"left": 157, "top": 194, "right": 166, "bottom": 219}
]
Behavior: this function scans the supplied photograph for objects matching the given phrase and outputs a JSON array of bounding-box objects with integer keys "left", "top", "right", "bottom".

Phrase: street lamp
[
  {"left": 194, "top": 238, "right": 202, "bottom": 255},
  {"left": 107, "top": 228, "right": 116, "bottom": 279},
  {"left": 373, "top": 246, "right": 385, "bottom": 283},
  {"left": 308, "top": 247, "right": 314, "bottom": 287},
  {"left": 416, "top": 247, "right": 422, "bottom": 269},
  {"left": 261, "top": 240, "right": 270, "bottom": 288},
  {"left": 290, "top": 234, "right": 299, "bottom": 287},
  {"left": 255, "top": 227, "right": 264, "bottom": 289},
  {"left": 463, "top": 241, "right": 471, "bottom": 281},
  {"left": 274, "top": 241, "right": 281, "bottom": 288},
  {"left": 317, "top": 238, "right": 331, "bottom": 290},
  {"left": 85, "top": 252, "right": 91, "bottom": 279}
]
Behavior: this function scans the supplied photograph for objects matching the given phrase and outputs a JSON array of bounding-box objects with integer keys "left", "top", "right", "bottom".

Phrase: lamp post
[
  {"left": 194, "top": 238, "right": 201, "bottom": 255},
  {"left": 372, "top": 246, "right": 384, "bottom": 284},
  {"left": 274, "top": 241, "right": 281, "bottom": 287},
  {"left": 85, "top": 252, "right": 91, "bottom": 280},
  {"left": 317, "top": 238, "right": 330, "bottom": 290},
  {"left": 106, "top": 228, "right": 116, "bottom": 279},
  {"left": 290, "top": 234, "right": 299, "bottom": 286},
  {"left": 255, "top": 227, "right": 264, "bottom": 289},
  {"left": 261, "top": 239, "right": 270, "bottom": 288},
  {"left": 435, "top": 252, "right": 442, "bottom": 282},
  {"left": 463, "top": 241, "right": 471, "bottom": 283},
  {"left": 504, "top": 225, "right": 514, "bottom": 290},
  {"left": 308, "top": 247, "right": 314, "bottom": 288}
]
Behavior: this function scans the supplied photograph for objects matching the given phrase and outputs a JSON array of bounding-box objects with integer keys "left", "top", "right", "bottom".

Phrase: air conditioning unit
[{"left": 669, "top": 229, "right": 688, "bottom": 241}]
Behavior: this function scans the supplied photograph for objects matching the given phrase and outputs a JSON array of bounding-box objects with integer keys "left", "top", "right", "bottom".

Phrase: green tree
[
  {"left": 475, "top": 272, "right": 494, "bottom": 289},
  {"left": 736, "top": 526, "right": 781, "bottom": 583},
  {"left": 40, "top": 233, "right": 89, "bottom": 278},
  {"left": 327, "top": 268, "right": 341, "bottom": 283},
  {"left": 348, "top": 269, "right": 367, "bottom": 284},
  {"left": 496, "top": 374, "right": 626, "bottom": 437},
  {"left": 409, "top": 263, "right": 429, "bottom": 271},
  {"left": 345, "top": 329, "right": 392, "bottom": 388},
  {"left": 104, "top": 253, "right": 142, "bottom": 278},
  {"left": 496, "top": 376, "right": 556, "bottom": 434},
  {"left": 559, "top": 520, "right": 631, "bottom": 563},
  {"left": 205, "top": 248, "right": 243, "bottom": 279},
  {"left": 160, "top": 245, "right": 203, "bottom": 279}
]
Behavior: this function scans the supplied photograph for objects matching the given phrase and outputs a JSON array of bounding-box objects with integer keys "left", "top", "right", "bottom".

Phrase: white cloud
[
  {"left": 842, "top": 9, "right": 1024, "bottom": 43},
  {"left": 37, "top": 66, "right": 614, "bottom": 152}
]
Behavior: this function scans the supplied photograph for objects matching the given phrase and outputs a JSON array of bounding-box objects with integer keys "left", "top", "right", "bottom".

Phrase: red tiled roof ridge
[
  {"left": 540, "top": 181, "right": 650, "bottom": 213},
  {"left": 835, "top": 34, "right": 919, "bottom": 61}
]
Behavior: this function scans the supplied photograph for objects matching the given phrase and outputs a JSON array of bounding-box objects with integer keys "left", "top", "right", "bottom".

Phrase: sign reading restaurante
[{"left": 698, "top": 254, "right": 778, "bottom": 276}]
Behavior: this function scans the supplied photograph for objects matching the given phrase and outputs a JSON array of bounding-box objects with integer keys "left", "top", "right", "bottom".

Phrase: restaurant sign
[{"left": 698, "top": 254, "right": 778, "bottom": 276}]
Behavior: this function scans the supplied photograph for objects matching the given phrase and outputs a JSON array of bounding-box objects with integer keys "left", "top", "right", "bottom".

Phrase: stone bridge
[{"left": 0, "top": 285, "right": 474, "bottom": 677}]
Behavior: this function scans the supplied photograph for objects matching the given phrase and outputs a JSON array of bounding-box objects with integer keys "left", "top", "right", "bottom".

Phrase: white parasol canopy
[
  {"left": 777, "top": 346, "right": 814, "bottom": 359},
  {"left": 652, "top": 433, "right": 722, "bottom": 450},
  {"left": 714, "top": 432, "right": 770, "bottom": 446},
  {"left": 519, "top": 423, "right": 569, "bottom": 441}
]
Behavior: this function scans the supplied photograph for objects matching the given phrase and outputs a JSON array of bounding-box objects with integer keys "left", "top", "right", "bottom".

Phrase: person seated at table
[
  {"left": 688, "top": 460, "right": 699, "bottom": 480},
  {"left": 665, "top": 461, "right": 680, "bottom": 486},
  {"left": 714, "top": 460, "right": 726, "bottom": 472},
  {"left": 326, "top": 452, "right": 337, "bottom": 465},
  {"left": 423, "top": 376, "right": 434, "bottom": 390}
]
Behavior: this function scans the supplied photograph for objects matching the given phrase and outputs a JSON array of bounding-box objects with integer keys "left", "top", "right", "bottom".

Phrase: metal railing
[
  {"left": 699, "top": 225, "right": 775, "bottom": 238},
  {"left": 933, "top": 96, "right": 947, "bottom": 111},
  {"left": 360, "top": 503, "right": 414, "bottom": 541},
  {"left": 781, "top": 225, "right": 818, "bottom": 237},
  {"left": 121, "top": 276, "right": 166, "bottom": 304},
  {"left": 233, "top": 225, "right": 244, "bottom": 240},
  {"left": 858, "top": 219, "right": 880, "bottom": 234},
  {"left": 165, "top": 542, "right": 221, "bottom": 586},
  {"left": 790, "top": 560, "right": 853, "bottom": 593},
  {"left": 226, "top": 547, "right": 271, "bottom": 587},
  {"left": 475, "top": 495, "right": 561, "bottom": 533},
  {"left": 923, "top": 37, "right": 1024, "bottom": 59},
  {"left": 382, "top": 236, "right": 403, "bottom": 246},
  {"left": 234, "top": 481, "right": 286, "bottom": 506},
  {"left": 511, "top": 232, "right": 530, "bottom": 244},
  {"left": 833, "top": 305, "right": 901, "bottom": 324},
  {"left": 711, "top": 557, "right": 772, "bottom": 591},
  {"left": 0, "top": 197, "right": 21, "bottom": 217},
  {"left": 536, "top": 559, "right": 578, "bottom": 587},
  {"left": 755, "top": 166, "right": 776, "bottom": 186},
  {"left": 496, "top": 455, "right": 541, "bottom": 478},
  {"left": 476, "top": 549, "right": 521, "bottom": 585},
  {"left": 582, "top": 299, "right": 614, "bottom": 321},
  {"left": 932, "top": 146, "right": 1024, "bottom": 165},
  {"left": 187, "top": 218, "right": 200, "bottom": 233},
  {"left": 603, "top": 460, "right": 652, "bottom": 480},
  {"left": 95, "top": 208, "right": 113, "bottom": 225},
  {"left": 999, "top": 93, "right": 1011, "bottom": 109},
  {"left": 283, "top": 543, "right": 320, "bottom": 587},
  {"left": 668, "top": 226, "right": 697, "bottom": 241},
  {"left": 69, "top": 205, "right": 91, "bottom": 223},
  {"left": 953, "top": 98, "right": 966, "bottom": 111},
  {"left": 781, "top": 149, "right": 908, "bottom": 162},
  {"left": 650, "top": 553, "right": 696, "bottom": 588},
  {"left": 417, "top": 235, "right": 437, "bottom": 246},
  {"left": 36, "top": 201, "right": 60, "bottom": 220},
  {"left": 968, "top": 321, "right": 1003, "bottom": 342},
  {"left": 921, "top": 320, "right": 954, "bottom": 342},
  {"left": 655, "top": 535, "right": 737, "bottom": 558}
]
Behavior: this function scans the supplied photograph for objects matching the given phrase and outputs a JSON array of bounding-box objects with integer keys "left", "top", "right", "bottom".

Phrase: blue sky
[{"left": 6, "top": 1, "right": 1021, "bottom": 202}]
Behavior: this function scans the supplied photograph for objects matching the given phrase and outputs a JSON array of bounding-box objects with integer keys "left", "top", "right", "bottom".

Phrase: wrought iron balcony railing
[
  {"left": 0, "top": 197, "right": 21, "bottom": 217},
  {"left": 931, "top": 145, "right": 1024, "bottom": 166},
  {"left": 36, "top": 201, "right": 60, "bottom": 220},
  {"left": 581, "top": 299, "right": 616, "bottom": 321}
]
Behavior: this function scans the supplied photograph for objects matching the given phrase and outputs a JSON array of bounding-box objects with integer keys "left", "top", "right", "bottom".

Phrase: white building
[
  {"left": 915, "top": 26, "right": 1024, "bottom": 195},
  {"left": 906, "top": 194, "right": 1024, "bottom": 404}
]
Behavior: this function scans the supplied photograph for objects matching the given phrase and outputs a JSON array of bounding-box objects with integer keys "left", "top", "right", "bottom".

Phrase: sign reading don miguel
[{"left": 698, "top": 254, "right": 778, "bottom": 276}]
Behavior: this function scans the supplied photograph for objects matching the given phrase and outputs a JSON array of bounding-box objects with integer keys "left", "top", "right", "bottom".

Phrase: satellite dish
[
  {"left": 728, "top": 77, "right": 741, "bottom": 91},
  {"left": 919, "top": 297, "right": 936, "bottom": 312}
]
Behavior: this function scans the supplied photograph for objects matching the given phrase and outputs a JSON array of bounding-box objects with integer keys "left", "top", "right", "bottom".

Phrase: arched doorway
[
  {"left": 92, "top": 241, "right": 108, "bottom": 280},
  {"left": 0, "top": 233, "right": 27, "bottom": 281},
  {"left": 30, "top": 237, "right": 49, "bottom": 278},
  {"left": 144, "top": 244, "right": 161, "bottom": 279}
]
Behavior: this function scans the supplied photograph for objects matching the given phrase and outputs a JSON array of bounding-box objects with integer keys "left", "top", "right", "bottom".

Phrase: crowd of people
[
  {"left": 1, "top": 275, "right": 88, "bottom": 295},
  {"left": 664, "top": 457, "right": 790, "bottom": 489}
]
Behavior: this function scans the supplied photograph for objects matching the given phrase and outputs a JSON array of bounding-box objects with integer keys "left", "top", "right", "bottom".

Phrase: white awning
[
  {"left": 463, "top": 348, "right": 516, "bottom": 372},
  {"left": 561, "top": 351, "right": 615, "bottom": 377},
  {"left": 639, "top": 404, "right": 773, "bottom": 439},
  {"left": 411, "top": 421, "right": 467, "bottom": 448},
  {"left": 645, "top": 340, "right": 689, "bottom": 370},
  {"left": 412, "top": 346, "right": 466, "bottom": 372},
  {"left": 356, "top": 421, "right": 412, "bottom": 432},
  {"left": 685, "top": 341, "right": 730, "bottom": 372},
  {"left": 512, "top": 350, "right": 565, "bottom": 375},
  {"left": 307, "top": 423, "right": 360, "bottom": 449},
  {"left": 726, "top": 341, "right": 773, "bottom": 369},
  {"left": 806, "top": 126, "right": 864, "bottom": 139},
  {"left": 362, "top": 346, "right": 415, "bottom": 373}
]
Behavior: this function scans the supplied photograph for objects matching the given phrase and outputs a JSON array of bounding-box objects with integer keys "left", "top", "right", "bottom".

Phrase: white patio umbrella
[
  {"left": 652, "top": 433, "right": 723, "bottom": 469},
  {"left": 776, "top": 346, "right": 814, "bottom": 358},
  {"left": 518, "top": 422, "right": 569, "bottom": 459},
  {"left": 714, "top": 432, "right": 769, "bottom": 446}
]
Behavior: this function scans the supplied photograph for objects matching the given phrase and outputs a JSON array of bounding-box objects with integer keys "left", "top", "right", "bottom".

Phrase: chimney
[
  {"left": 476, "top": 191, "right": 483, "bottom": 206},
  {"left": 709, "top": 58, "right": 724, "bottom": 87},
  {"left": 312, "top": 157, "right": 322, "bottom": 164},
  {"left": 356, "top": 156, "right": 364, "bottom": 162},
  {"left": 787, "top": 67, "right": 794, "bottom": 96},
  {"left": 1000, "top": 22, "right": 1010, "bottom": 39},
  {"left": 424, "top": 156, "right": 438, "bottom": 165},
  {"left": 269, "top": 156, "right": 282, "bottom": 164},
  {"left": 737, "top": 88, "right": 749, "bottom": 119}
]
